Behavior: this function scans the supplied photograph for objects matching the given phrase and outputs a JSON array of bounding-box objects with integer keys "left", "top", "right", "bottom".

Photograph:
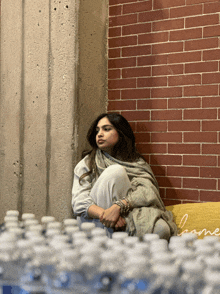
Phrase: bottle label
[
  {"left": 2, "top": 285, "right": 22, "bottom": 294},
  {"left": 120, "top": 278, "right": 150, "bottom": 293},
  {"left": 93, "top": 272, "right": 117, "bottom": 293}
]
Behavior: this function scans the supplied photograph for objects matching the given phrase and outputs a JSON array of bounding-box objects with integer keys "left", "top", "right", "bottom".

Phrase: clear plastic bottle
[
  {"left": 0, "top": 242, "right": 22, "bottom": 294},
  {"left": 1, "top": 215, "right": 19, "bottom": 234},
  {"left": 195, "top": 245, "right": 215, "bottom": 266},
  {"left": 22, "top": 213, "right": 35, "bottom": 221},
  {"left": 169, "top": 235, "right": 187, "bottom": 252},
  {"left": 180, "top": 233, "right": 198, "bottom": 249},
  {"left": 151, "top": 251, "right": 176, "bottom": 268},
  {"left": 20, "top": 245, "right": 56, "bottom": 294},
  {"left": 133, "top": 242, "right": 150, "bottom": 256},
  {"left": 149, "top": 239, "right": 168, "bottom": 255},
  {"left": 214, "top": 241, "right": 220, "bottom": 257},
  {"left": 81, "top": 222, "right": 96, "bottom": 239},
  {"left": 204, "top": 256, "right": 220, "bottom": 272},
  {"left": 64, "top": 225, "right": 80, "bottom": 235},
  {"left": 63, "top": 218, "right": 78, "bottom": 227},
  {"left": 17, "top": 239, "right": 35, "bottom": 266},
  {"left": 201, "top": 270, "right": 220, "bottom": 294},
  {"left": 7, "top": 227, "right": 24, "bottom": 240},
  {"left": 90, "top": 250, "right": 120, "bottom": 294},
  {"left": 143, "top": 233, "right": 159, "bottom": 244},
  {"left": 117, "top": 256, "right": 152, "bottom": 294},
  {"left": 47, "top": 221, "right": 62, "bottom": 231},
  {"left": 202, "top": 236, "right": 220, "bottom": 247},
  {"left": 181, "top": 260, "right": 205, "bottom": 294},
  {"left": 112, "top": 231, "right": 128, "bottom": 243},
  {"left": 173, "top": 248, "right": 196, "bottom": 272},
  {"left": 105, "top": 238, "right": 120, "bottom": 250},
  {"left": 45, "top": 228, "right": 62, "bottom": 243},
  {"left": 91, "top": 227, "right": 108, "bottom": 239},
  {"left": 92, "top": 235, "right": 109, "bottom": 248},
  {"left": 123, "top": 236, "right": 139, "bottom": 248},
  {"left": 48, "top": 248, "right": 88, "bottom": 294},
  {"left": 41, "top": 216, "right": 56, "bottom": 235},
  {"left": 4, "top": 215, "right": 18, "bottom": 223},
  {"left": 24, "top": 219, "right": 39, "bottom": 230},
  {"left": 28, "top": 224, "right": 43, "bottom": 235},
  {"left": 72, "top": 230, "right": 87, "bottom": 248},
  {"left": 80, "top": 252, "right": 102, "bottom": 293},
  {"left": 4, "top": 222, "right": 19, "bottom": 231},
  {"left": 6, "top": 210, "right": 19, "bottom": 218},
  {"left": 149, "top": 264, "right": 181, "bottom": 294}
]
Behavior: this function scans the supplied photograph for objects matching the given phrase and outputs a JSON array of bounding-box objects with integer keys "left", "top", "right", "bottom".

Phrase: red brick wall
[{"left": 108, "top": 0, "right": 220, "bottom": 206}]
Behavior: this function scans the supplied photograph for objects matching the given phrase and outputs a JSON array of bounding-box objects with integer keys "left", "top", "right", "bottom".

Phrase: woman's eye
[{"left": 105, "top": 128, "right": 111, "bottom": 131}]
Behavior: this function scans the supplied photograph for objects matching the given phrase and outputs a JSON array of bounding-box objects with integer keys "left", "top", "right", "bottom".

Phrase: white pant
[{"left": 78, "top": 165, "right": 131, "bottom": 237}]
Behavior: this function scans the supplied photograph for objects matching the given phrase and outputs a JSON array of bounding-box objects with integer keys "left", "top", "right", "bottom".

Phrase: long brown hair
[{"left": 79, "top": 113, "right": 143, "bottom": 183}]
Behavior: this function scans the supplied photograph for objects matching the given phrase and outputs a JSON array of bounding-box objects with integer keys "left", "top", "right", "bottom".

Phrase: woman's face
[{"left": 96, "top": 116, "right": 119, "bottom": 155}]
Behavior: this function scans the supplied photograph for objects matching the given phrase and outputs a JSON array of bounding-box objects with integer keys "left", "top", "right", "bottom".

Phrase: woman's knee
[
  {"left": 153, "top": 219, "right": 171, "bottom": 241},
  {"left": 102, "top": 165, "right": 127, "bottom": 181}
]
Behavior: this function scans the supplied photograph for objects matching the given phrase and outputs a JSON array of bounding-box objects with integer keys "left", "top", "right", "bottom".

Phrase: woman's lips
[{"left": 98, "top": 140, "right": 105, "bottom": 144}]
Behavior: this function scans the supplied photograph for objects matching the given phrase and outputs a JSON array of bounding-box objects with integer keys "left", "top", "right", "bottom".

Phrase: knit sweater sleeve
[{"left": 71, "top": 155, "right": 96, "bottom": 218}]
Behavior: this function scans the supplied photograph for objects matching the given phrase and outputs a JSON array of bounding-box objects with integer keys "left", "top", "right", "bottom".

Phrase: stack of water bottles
[{"left": 1, "top": 210, "right": 220, "bottom": 294}]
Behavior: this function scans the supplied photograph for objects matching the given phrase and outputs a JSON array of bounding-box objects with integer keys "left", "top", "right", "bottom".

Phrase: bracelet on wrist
[{"left": 114, "top": 199, "right": 130, "bottom": 217}]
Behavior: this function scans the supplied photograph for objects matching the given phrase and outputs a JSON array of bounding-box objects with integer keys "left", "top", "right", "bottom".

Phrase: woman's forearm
[{"left": 87, "top": 204, "right": 105, "bottom": 219}]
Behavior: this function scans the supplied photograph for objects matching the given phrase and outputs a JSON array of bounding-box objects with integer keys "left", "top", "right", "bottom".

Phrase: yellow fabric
[{"left": 166, "top": 202, "right": 220, "bottom": 239}]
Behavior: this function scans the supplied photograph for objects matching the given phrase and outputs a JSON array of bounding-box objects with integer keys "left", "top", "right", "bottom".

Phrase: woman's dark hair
[{"left": 79, "top": 113, "right": 143, "bottom": 183}]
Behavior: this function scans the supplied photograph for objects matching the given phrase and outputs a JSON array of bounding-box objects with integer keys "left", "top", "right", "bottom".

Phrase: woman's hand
[
  {"left": 115, "top": 216, "right": 126, "bottom": 228},
  {"left": 99, "top": 204, "right": 121, "bottom": 228}
]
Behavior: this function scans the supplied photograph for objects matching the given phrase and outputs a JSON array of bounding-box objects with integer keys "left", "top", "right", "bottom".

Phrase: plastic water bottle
[
  {"left": 143, "top": 233, "right": 159, "bottom": 244},
  {"left": 201, "top": 270, "right": 220, "bottom": 294},
  {"left": 117, "top": 256, "right": 152, "bottom": 294},
  {"left": 0, "top": 242, "right": 22, "bottom": 294},
  {"left": 49, "top": 248, "right": 88, "bottom": 294},
  {"left": 112, "top": 232, "right": 128, "bottom": 243},
  {"left": 149, "top": 239, "right": 168, "bottom": 255},
  {"left": 41, "top": 216, "right": 56, "bottom": 235},
  {"left": 80, "top": 222, "right": 96, "bottom": 239},
  {"left": 173, "top": 248, "right": 196, "bottom": 270},
  {"left": 203, "top": 235, "right": 219, "bottom": 245},
  {"left": 20, "top": 245, "right": 56, "bottom": 294},
  {"left": 7, "top": 227, "right": 24, "bottom": 240},
  {"left": 4, "top": 215, "right": 18, "bottom": 223},
  {"left": 22, "top": 213, "right": 35, "bottom": 221},
  {"left": 149, "top": 264, "right": 181, "bottom": 294},
  {"left": 169, "top": 235, "right": 187, "bottom": 252},
  {"left": 91, "top": 227, "right": 107, "bottom": 238},
  {"left": 6, "top": 210, "right": 19, "bottom": 218},
  {"left": 123, "top": 236, "right": 139, "bottom": 248},
  {"left": 151, "top": 251, "right": 176, "bottom": 268},
  {"left": 195, "top": 245, "right": 215, "bottom": 266},
  {"left": 24, "top": 219, "right": 39, "bottom": 230},
  {"left": 92, "top": 235, "right": 109, "bottom": 248},
  {"left": 63, "top": 218, "right": 78, "bottom": 228},
  {"left": 204, "top": 256, "right": 220, "bottom": 272},
  {"left": 181, "top": 260, "right": 205, "bottom": 294},
  {"left": 90, "top": 250, "right": 120, "bottom": 294},
  {"left": 105, "top": 238, "right": 120, "bottom": 250},
  {"left": 133, "top": 242, "right": 150, "bottom": 256}
]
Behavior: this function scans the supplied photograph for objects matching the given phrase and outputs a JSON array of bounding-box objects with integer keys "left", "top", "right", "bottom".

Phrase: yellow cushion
[{"left": 166, "top": 202, "right": 220, "bottom": 239}]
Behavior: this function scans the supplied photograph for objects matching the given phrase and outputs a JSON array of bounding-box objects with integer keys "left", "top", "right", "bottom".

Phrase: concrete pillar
[{"left": 0, "top": 0, "right": 108, "bottom": 222}]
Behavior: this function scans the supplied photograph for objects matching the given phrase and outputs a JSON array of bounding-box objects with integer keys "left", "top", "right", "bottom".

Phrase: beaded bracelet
[
  {"left": 123, "top": 197, "right": 131, "bottom": 213},
  {"left": 114, "top": 199, "right": 130, "bottom": 217}
]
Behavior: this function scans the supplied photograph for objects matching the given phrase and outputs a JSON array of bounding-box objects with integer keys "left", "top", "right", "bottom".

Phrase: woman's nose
[{"left": 98, "top": 130, "right": 103, "bottom": 137}]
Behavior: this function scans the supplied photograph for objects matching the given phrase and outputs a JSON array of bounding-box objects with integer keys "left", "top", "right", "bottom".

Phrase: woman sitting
[{"left": 72, "top": 113, "right": 177, "bottom": 239}]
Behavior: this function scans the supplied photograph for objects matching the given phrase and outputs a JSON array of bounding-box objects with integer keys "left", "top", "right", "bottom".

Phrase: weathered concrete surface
[
  {"left": 76, "top": 0, "right": 108, "bottom": 161},
  {"left": 0, "top": 0, "right": 108, "bottom": 222}
]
